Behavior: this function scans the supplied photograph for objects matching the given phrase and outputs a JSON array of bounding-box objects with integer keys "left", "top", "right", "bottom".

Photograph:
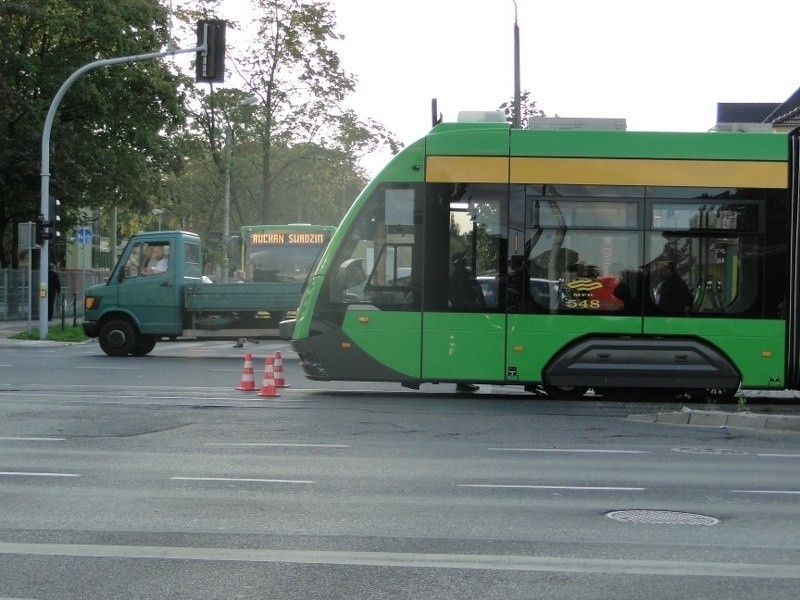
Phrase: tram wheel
[
  {"left": 692, "top": 388, "right": 740, "bottom": 403},
  {"left": 595, "top": 388, "right": 642, "bottom": 401},
  {"left": 543, "top": 385, "right": 589, "bottom": 400}
]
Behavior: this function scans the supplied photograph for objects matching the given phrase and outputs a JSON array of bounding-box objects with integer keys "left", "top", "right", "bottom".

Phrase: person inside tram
[
  {"left": 335, "top": 258, "right": 367, "bottom": 302},
  {"left": 506, "top": 254, "right": 532, "bottom": 311},
  {"left": 448, "top": 252, "right": 485, "bottom": 311},
  {"left": 656, "top": 261, "right": 693, "bottom": 315}
]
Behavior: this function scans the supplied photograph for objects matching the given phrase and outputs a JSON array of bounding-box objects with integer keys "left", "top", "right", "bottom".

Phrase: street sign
[
  {"left": 18, "top": 222, "right": 36, "bottom": 249},
  {"left": 76, "top": 227, "right": 92, "bottom": 245}
]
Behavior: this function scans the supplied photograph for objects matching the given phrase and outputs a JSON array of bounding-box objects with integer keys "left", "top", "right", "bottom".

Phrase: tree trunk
[{"left": 261, "top": 135, "right": 272, "bottom": 223}]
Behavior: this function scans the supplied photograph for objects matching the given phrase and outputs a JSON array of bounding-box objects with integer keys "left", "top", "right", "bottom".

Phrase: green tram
[{"left": 288, "top": 116, "right": 800, "bottom": 399}]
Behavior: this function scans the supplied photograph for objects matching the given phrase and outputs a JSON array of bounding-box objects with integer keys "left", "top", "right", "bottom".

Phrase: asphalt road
[{"left": 1, "top": 339, "right": 799, "bottom": 599}]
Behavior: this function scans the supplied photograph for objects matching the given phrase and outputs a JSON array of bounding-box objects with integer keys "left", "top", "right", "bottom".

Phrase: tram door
[{"left": 420, "top": 183, "right": 508, "bottom": 383}]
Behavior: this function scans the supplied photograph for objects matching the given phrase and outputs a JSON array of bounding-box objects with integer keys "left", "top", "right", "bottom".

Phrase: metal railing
[{"left": 0, "top": 268, "right": 107, "bottom": 322}]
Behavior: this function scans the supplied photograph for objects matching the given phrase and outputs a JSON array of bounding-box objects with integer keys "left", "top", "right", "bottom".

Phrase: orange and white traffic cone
[
  {"left": 273, "top": 351, "right": 289, "bottom": 388},
  {"left": 258, "top": 356, "right": 280, "bottom": 397},
  {"left": 235, "top": 352, "right": 256, "bottom": 391}
]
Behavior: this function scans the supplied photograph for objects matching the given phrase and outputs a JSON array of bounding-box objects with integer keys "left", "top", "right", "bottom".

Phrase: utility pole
[
  {"left": 512, "top": 0, "right": 521, "bottom": 129},
  {"left": 222, "top": 96, "right": 258, "bottom": 282}
]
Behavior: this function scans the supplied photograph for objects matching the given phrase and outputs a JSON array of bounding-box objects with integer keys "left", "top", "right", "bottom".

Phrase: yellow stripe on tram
[
  {"left": 426, "top": 156, "right": 509, "bottom": 183},
  {"left": 427, "top": 156, "right": 786, "bottom": 188}
]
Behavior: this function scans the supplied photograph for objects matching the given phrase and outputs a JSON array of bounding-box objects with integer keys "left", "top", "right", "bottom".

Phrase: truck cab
[{"left": 83, "top": 231, "right": 203, "bottom": 356}]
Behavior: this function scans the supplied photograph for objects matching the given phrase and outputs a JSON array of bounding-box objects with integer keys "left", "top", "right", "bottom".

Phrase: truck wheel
[
  {"left": 131, "top": 335, "right": 157, "bottom": 356},
  {"left": 99, "top": 320, "right": 137, "bottom": 356}
]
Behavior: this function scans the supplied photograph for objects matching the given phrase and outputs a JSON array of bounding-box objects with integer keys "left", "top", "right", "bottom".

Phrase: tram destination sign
[{"left": 248, "top": 231, "right": 326, "bottom": 245}]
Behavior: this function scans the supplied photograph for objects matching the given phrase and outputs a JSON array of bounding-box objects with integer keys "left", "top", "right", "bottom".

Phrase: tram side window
[
  {"left": 646, "top": 194, "right": 765, "bottom": 316},
  {"left": 517, "top": 185, "right": 642, "bottom": 314},
  {"left": 325, "top": 185, "right": 423, "bottom": 310}
]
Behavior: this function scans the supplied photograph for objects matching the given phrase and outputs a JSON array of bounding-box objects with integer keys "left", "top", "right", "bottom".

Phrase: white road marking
[
  {"left": 458, "top": 484, "right": 645, "bottom": 491},
  {"left": 171, "top": 476, "right": 312, "bottom": 484},
  {"left": 488, "top": 448, "right": 650, "bottom": 454},
  {"left": 1, "top": 542, "right": 798, "bottom": 578},
  {"left": 74, "top": 366, "right": 141, "bottom": 370},
  {"left": 757, "top": 453, "right": 800, "bottom": 458},
  {"left": 205, "top": 443, "right": 349, "bottom": 448},
  {"left": 0, "top": 472, "right": 79, "bottom": 478},
  {"left": 731, "top": 489, "right": 800, "bottom": 495},
  {"left": 0, "top": 437, "right": 64, "bottom": 441}
]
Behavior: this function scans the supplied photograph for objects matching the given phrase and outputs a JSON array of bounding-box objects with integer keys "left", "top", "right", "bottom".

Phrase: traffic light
[
  {"left": 196, "top": 20, "right": 226, "bottom": 83},
  {"left": 48, "top": 196, "right": 60, "bottom": 241},
  {"left": 34, "top": 197, "right": 60, "bottom": 246},
  {"left": 35, "top": 213, "right": 47, "bottom": 246}
]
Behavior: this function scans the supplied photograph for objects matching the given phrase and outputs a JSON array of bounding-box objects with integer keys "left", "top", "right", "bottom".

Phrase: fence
[{"left": 0, "top": 268, "right": 107, "bottom": 323}]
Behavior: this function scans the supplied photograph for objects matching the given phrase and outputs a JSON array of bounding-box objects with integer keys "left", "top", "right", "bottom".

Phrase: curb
[
  {"left": 629, "top": 407, "right": 800, "bottom": 432},
  {"left": 0, "top": 338, "right": 92, "bottom": 347}
]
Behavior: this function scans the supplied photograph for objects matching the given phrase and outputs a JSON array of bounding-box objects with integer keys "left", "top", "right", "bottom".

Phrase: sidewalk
[
  {"left": 0, "top": 319, "right": 34, "bottom": 339},
  {"left": 0, "top": 319, "right": 81, "bottom": 341},
  {"left": 629, "top": 406, "right": 800, "bottom": 432}
]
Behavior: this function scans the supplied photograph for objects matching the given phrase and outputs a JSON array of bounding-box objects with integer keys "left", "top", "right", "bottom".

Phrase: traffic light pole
[{"left": 38, "top": 43, "right": 208, "bottom": 340}]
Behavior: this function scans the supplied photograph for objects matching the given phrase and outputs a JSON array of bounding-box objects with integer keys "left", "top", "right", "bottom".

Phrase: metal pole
[
  {"left": 222, "top": 96, "right": 258, "bottom": 283},
  {"left": 151, "top": 208, "right": 164, "bottom": 230},
  {"left": 27, "top": 252, "right": 32, "bottom": 334},
  {"left": 512, "top": 0, "right": 521, "bottom": 129},
  {"left": 111, "top": 206, "right": 117, "bottom": 265},
  {"left": 223, "top": 123, "right": 232, "bottom": 282}
]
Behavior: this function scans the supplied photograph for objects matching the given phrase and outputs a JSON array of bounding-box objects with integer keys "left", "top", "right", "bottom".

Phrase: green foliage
[
  {"left": 13, "top": 324, "right": 88, "bottom": 342},
  {"left": 499, "top": 89, "right": 547, "bottom": 128},
  {"left": 0, "top": 0, "right": 189, "bottom": 267},
  {"left": 235, "top": 0, "right": 400, "bottom": 222}
]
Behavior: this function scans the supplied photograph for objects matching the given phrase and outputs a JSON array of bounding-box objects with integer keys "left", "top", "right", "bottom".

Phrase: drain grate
[
  {"left": 671, "top": 447, "right": 748, "bottom": 455},
  {"left": 606, "top": 509, "right": 720, "bottom": 525}
]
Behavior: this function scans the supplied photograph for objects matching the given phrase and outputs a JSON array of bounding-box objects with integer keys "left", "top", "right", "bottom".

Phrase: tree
[
  {"left": 0, "top": 0, "right": 188, "bottom": 267},
  {"left": 235, "top": 0, "right": 398, "bottom": 223},
  {"left": 169, "top": 89, "right": 369, "bottom": 269},
  {"left": 498, "top": 90, "right": 547, "bottom": 128},
  {"left": 169, "top": 0, "right": 397, "bottom": 259}
]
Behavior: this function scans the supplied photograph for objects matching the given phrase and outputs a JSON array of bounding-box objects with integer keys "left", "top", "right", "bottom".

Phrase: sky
[{"left": 218, "top": 0, "right": 800, "bottom": 176}]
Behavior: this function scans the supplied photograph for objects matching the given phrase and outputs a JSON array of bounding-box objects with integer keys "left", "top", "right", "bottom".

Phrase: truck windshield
[{"left": 245, "top": 245, "right": 324, "bottom": 282}]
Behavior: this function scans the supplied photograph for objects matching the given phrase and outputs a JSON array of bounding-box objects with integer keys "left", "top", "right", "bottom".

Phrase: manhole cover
[
  {"left": 606, "top": 510, "right": 720, "bottom": 525},
  {"left": 671, "top": 447, "right": 748, "bottom": 455}
]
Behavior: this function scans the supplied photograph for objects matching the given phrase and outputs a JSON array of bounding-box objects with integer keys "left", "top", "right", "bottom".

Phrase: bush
[{"left": 12, "top": 324, "right": 88, "bottom": 343}]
